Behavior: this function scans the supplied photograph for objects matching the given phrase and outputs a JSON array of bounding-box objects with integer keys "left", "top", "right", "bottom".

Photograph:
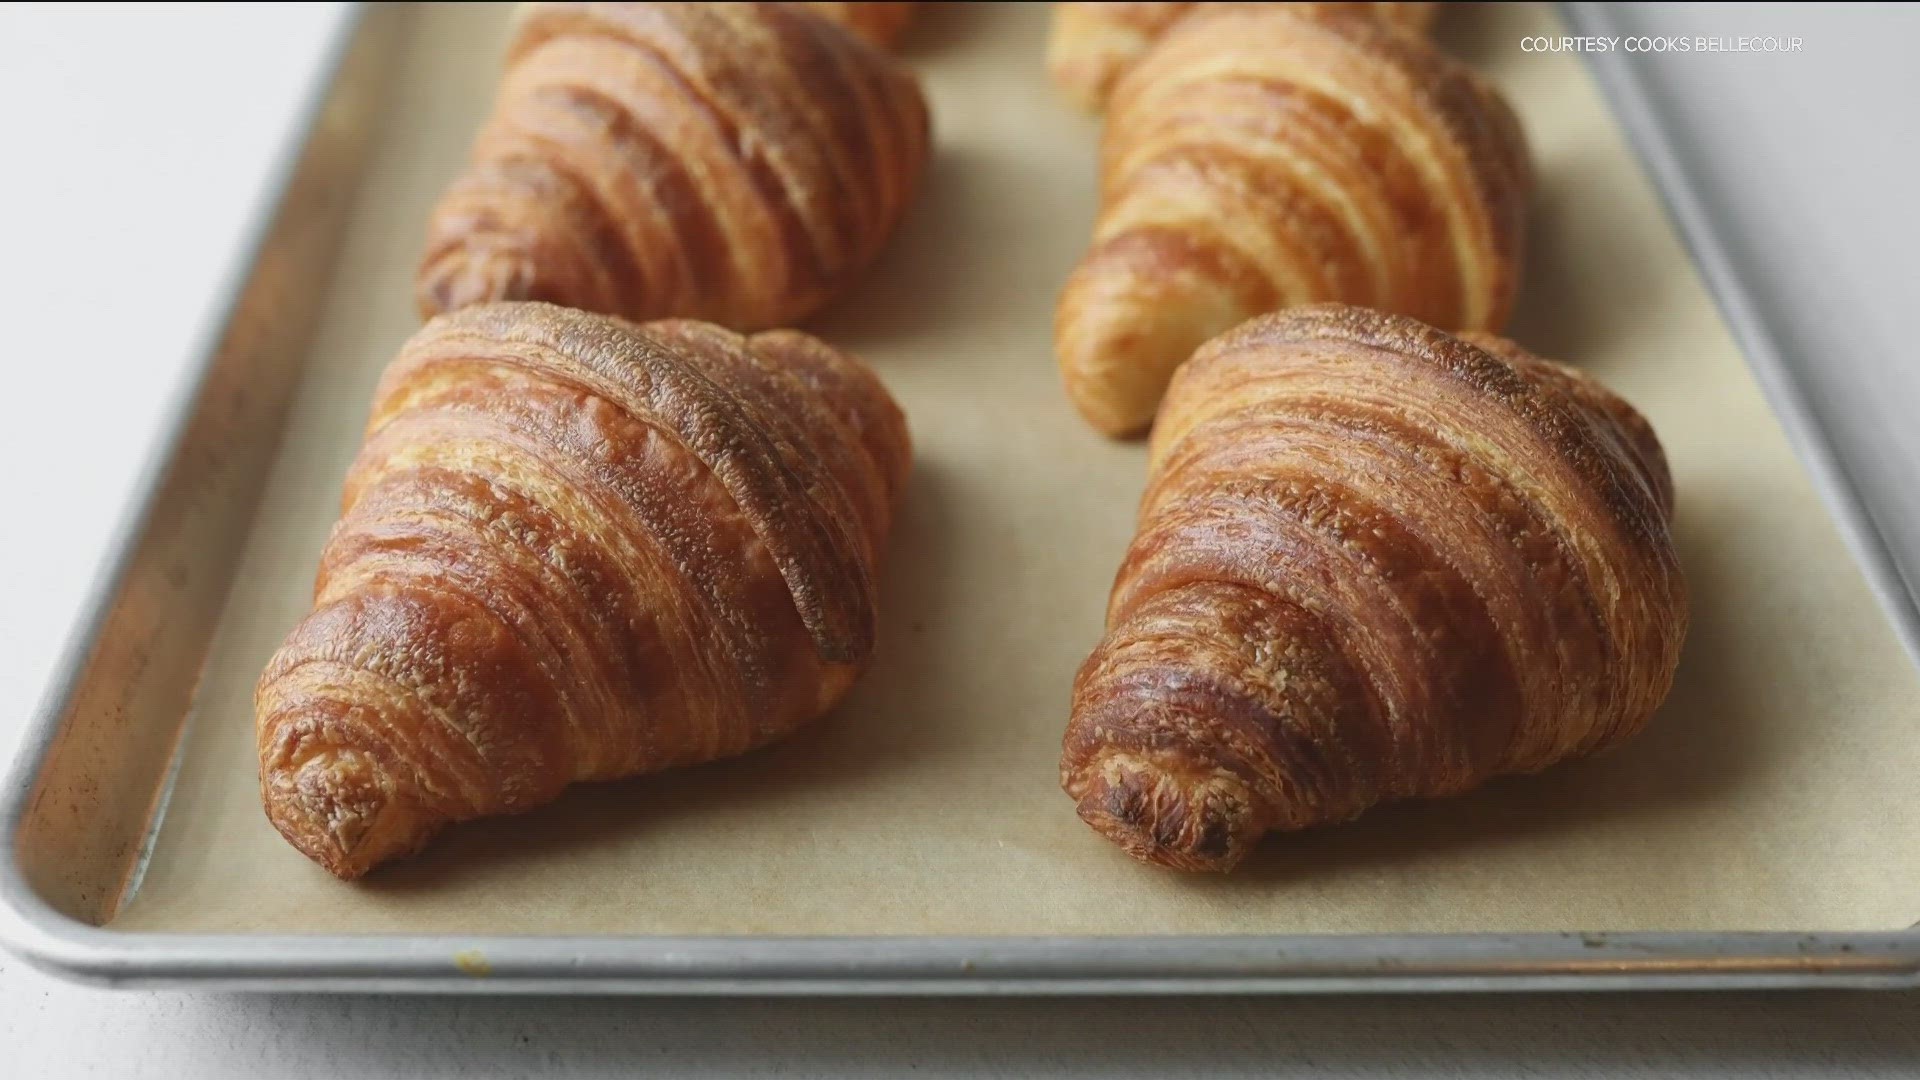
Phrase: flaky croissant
[
  {"left": 1056, "top": 5, "right": 1530, "bottom": 437},
  {"left": 1062, "top": 306, "right": 1687, "bottom": 872},
  {"left": 802, "top": 1, "right": 916, "bottom": 47},
  {"left": 256, "top": 302, "right": 911, "bottom": 878},
  {"left": 418, "top": 2, "right": 931, "bottom": 331},
  {"left": 1047, "top": 2, "right": 1440, "bottom": 112}
]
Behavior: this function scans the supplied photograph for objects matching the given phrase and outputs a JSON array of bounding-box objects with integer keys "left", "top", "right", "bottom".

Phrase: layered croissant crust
[
  {"left": 802, "top": 1, "right": 916, "bottom": 48},
  {"left": 1047, "top": 1, "right": 1440, "bottom": 112},
  {"left": 418, "top": 1, "right": 931, "bottom": 330},
  {"left": 257, "top": 302, "right": 911, "bottom": 878},
  {"left": 1056, "top": 5, "right": 1530, "bottom": 437},
  {"left": 1062, "top": 306, "right": 1686, "bottom": 872}
]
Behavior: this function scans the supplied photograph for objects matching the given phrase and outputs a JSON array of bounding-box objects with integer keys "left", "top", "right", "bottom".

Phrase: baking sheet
[{"left": 111, "top": 1, "right": 1920, "bottom": 937}]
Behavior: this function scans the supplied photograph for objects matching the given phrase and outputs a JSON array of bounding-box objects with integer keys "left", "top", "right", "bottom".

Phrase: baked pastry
[
  {"left": 418, "top": 1, "right": 931, "bottom": 331},
  {"left": 802, "top": 1, "right": 916, "bottom": 47},
  {"left": 256, "top": 302, "right": 911, "bottom": 878},
  {"left": 1047, "top": 1, "right": 1440, "bottom": 112},
  {"left": 1055, "top": 4, "right": 1529, "bottom": 437},
  {"left": 1061, "top": 305, "right": 1687, "bottom": 871}
]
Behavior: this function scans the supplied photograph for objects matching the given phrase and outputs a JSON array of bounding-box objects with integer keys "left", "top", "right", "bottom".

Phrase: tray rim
[{"left": 4, "top": 1, "right": 1918, "bottom": 994}]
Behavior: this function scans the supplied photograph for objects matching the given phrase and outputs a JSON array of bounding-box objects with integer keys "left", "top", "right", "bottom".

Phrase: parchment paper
[{"left": 115, "top": 2, "right": 1920, "bottom": 936}]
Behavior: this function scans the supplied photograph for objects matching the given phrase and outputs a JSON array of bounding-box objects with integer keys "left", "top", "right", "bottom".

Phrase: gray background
[{"left": 3, "top": 3, "right": 1918, "bottom": 1075}]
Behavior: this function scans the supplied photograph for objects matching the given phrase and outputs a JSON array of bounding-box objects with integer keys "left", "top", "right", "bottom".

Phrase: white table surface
[{"left": 3, "top": 3, "right": 1918, "bottom": 1075}]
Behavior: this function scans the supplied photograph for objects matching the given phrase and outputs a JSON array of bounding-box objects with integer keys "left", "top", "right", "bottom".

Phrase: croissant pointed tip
[
  {"left": 416, "top": 246, "right": 540, "bottom": 321},
  {"left": 263, "top": 748, "right": 426, "bottom": 881},
  {"left": 1066, "top": 751, "right": 1266, "bottom": 873},
  {"left": 1058, "top": 236, "right": 1253, "bottom": 439}
]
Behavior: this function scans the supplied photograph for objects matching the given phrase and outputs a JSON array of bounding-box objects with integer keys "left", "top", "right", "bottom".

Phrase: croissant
[
  {"left": 1055, "top": 5, "right": 1530, "bottom": 437},
  {"left": 802, "top": 1, "right": 916, "bottom": 47},
  {"left": 256, "top": 301, "right": 911, "bottom": 879},
  {"left": 1047, "top": 2, "right": 1440, "bottom": 112},
  {"left": 1061, "top": 305, "right": 1687, "bottom": 872},
  {"left": 418, "top": 1, "right": 931, "bottom": 331}
]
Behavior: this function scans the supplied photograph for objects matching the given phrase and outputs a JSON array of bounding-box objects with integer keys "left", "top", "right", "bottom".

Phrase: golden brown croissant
[
  {"left": 1047, "top": 1, "right": 1440, "bottom": 112},
  {"left": 256, "top": 301, "right": 911, "bottom": 879},
  {"left": 802, "top": 1, "right": 916, "bottom": 47},
  {"left": 1061, "top": 306, "right": 1686, "bottom": 872},
  {"left": 1055, "top": 5, "right": 1529, "bottom": 437},
  {"left": 418, "top": 2, "right": 931, "bottom": 331}
]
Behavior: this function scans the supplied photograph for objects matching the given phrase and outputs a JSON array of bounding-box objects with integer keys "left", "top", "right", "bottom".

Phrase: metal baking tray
[{"left": 5, "top": 1, "right": 1920, "bottom": 993}]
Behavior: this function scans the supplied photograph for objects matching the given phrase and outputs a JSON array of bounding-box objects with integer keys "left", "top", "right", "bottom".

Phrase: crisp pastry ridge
[{"left": 1047, "top": 1, "right": 1440, "bottom": 113}]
